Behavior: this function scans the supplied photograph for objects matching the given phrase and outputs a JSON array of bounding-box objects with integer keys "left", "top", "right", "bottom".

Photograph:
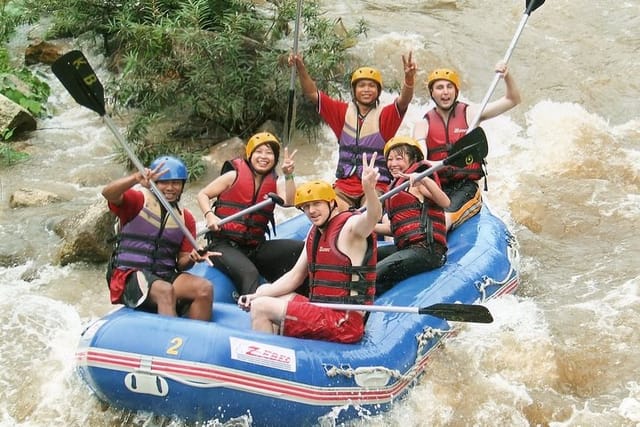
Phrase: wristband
[
  {"left": 204, "top": 210, "right": 214, "bottom": 218},
  {"left": 285, "top": 174, "right": 295, "bottom": 181},
  {"left": 403, "top": 81, "right": 414, "bottom": 89}
]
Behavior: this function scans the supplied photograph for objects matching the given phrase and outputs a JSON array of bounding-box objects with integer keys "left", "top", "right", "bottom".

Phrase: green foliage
[
  {"left": 0, "top": 46, "right": 50, "bottom": 117},
  {"left": 22, "top": 0, "right": 368, "bottom": 179},
  {"left": 0, "top": 141, "right": 28, "bottom": 165},
  {"left": 0, "top": 45, "right": 48, "bottom": 167}
]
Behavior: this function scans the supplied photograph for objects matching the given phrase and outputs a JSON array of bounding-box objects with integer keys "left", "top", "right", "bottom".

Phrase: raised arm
[
  {"left": 396, "top": 51, "right": 417, "bottom": 113},
  {"left": 278, "top": 146, "right": 298, "bottom": 206},
  {"left": 289, "top": 54, "right": 319, "bottom": 105},
  {"left": 473, "top": 61, "right": 522, "bottom": 122},
  {"left": 102, "top": 162, "right": 166, "bottom": 205},
  {"left": 350, "top": 153, "right": 383, "bottom": 239},
  {"left": 374, "top": 213, "right": 391, "bottom": 236}
]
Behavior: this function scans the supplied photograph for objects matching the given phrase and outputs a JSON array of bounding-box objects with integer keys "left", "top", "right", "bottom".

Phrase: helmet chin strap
[
  {"left": 318, "top": 201, "right": 337, "bottom": 229},
  {"left": 154, "top": 183, "right": 184, "bottom": 211},
  {"left": 432, "top": 96, "right": 458, "bottom": 112},
  {"left": 354, "top": 97, "right": 379, "bottom": 110}
]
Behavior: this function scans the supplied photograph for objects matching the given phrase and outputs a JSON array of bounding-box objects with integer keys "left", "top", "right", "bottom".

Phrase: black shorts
[{"left": 122, "top": 270, "right": 190, "bottom": 315}]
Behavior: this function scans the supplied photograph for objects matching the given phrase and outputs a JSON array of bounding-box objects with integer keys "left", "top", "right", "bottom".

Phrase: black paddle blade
[
  {"left": 419, "top": 303, "right": 493, "bottom": 323},
  {"left": 444, "top": 127, "right": 488, "bottom": 168},
  {"left": 51, "top": 50, "right": 106, "bottom": 116},
  {"left": 526, "top": 0, "right": 545, "bottom": 14}
]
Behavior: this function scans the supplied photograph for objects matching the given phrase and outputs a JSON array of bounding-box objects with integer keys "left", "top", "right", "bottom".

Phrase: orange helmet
[
  {"left": 427, "top": 68, "right": 461, "bottom": 92},
  {"left": 383, "top": 136, "right": 424, "bottom": 162},
  {"left": 351, "top": 67, "right": 383, "bottom": 88},
  {"left": 245, "top": 132, "right": 281, "bottom": 163},
  {"left": 294, "top": 180, "right": 336, "bottom": 209}
]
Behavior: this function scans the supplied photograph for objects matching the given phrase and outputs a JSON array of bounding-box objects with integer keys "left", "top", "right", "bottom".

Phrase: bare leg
[
  {"left": 148, "top": 279, "right": 177, "bottom": 316},
  {"left": 173, "top": 273, "right": 213, "bottom": 321},
  {"left": 250, "top": 296, "right": 288, "bottom": 334}
]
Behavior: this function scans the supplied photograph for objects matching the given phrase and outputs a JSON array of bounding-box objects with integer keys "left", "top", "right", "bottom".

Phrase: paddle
[
  {"left": 468, "top": 0, "right": 545, "bottom": 130},
  {"left": 364, "top": 126, "right": 488, "bottom": 210},
  {"left": 51, "top": 50, "right": 201, "bottom": 251},
  {"left": 311, "top": 302, "right": 493, "bottom": 323},
  {"left": 196, "top": 192, "right": 285, "bottom": 237},
  {"left": 282, "top": 0, "right": 303, "bottom": 146}
]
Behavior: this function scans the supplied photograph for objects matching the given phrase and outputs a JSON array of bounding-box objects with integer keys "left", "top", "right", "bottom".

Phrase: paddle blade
[
  {"left": 419, "top": 303, "right": 493, "bottom": 323},
  {"left": 444, "top": 127, "right": 488, "bottom": 168},
  {"left": 51, "top": 50, "right": 106, "bottom": 116},
  {"left": 526, "top": 0, "right": 545, "bottom": 14}
]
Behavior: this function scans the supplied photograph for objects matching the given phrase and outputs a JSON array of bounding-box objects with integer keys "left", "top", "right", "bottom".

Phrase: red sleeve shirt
[
  {"left": 181, "top": 209, "right": 196, "bottom": 253},
  {"left": 108, "top": 188, "right": 196, "bottom": 252},
  {"left": 318, "top": 91, "right": 405, "bottom": 142},
  {"left": 108, "top": 189, "right": 144, "bottom": 224}
]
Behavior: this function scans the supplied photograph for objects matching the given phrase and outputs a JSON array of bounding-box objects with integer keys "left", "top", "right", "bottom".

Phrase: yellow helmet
[
  {"left": 427, "top": 68, "right": 461, "bottom": 91},
  {"left": 351, "top": 67, "right": 383, "bottom": 88},
  {"left": 294, "top": 180, "right": 336, "bottom": 208},
  {"left": 245, "top": 132, "right": 281, "bottom": 162},
  {"left": 383, "top": 136, "right": 424, "bottom": 162}
]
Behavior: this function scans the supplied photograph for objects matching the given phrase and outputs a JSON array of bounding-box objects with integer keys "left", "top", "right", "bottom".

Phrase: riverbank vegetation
[
  {"left": 15, "top": 0, "right": 367, "bottom": 178},
  {"left": 0, "top": 0, "right": 51, "bottom": 165}
]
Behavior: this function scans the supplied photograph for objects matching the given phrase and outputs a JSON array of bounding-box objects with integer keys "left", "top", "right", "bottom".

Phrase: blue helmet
[{"left": 149, "top": 156, "right": 188, "bottom": 181}]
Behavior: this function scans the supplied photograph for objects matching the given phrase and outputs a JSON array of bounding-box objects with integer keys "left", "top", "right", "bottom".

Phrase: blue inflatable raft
[{"left": 76, "top": 205, "right": 519, "bottom": 425}]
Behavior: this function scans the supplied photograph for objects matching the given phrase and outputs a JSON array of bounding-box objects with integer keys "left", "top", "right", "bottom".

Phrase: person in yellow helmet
[
  {"left": 238, "top": 153, "right": 382, "bottom": 344},
  {"left": 196, "top": 132, "right": 304, "bottom": 298},
  {"left": 288, "top": 51, "right": 417, "bottom": 210},
  {"left": 374, "top": 136, "right": 450, "bottom": 295},
  {"left": 413, "top": 62, "right": 521, "bottom": 231}
]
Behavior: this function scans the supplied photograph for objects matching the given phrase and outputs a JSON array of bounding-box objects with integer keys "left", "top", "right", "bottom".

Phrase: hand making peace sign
[
  {"left": 281, "top": 146, "right": 298, "bottom": 176},
  {"left": 402, "top": 51, "right": 417, "bottom": 84},
  {"left": 360, "top": 152, "right": 380, "bottom": 193}
]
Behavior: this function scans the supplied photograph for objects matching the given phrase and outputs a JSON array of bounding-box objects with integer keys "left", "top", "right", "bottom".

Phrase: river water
[{"left": 1, "top": 0, "right": 639, "bottom": 426}]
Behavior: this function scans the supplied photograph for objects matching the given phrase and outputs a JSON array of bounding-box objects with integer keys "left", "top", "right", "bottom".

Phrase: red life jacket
[
  {"left": 385, "top": 162, "right": 447, "bottom": 250},
  {"left": 424, "top": 102, "right": 484, "bottom": 184},
  {"left": 213, "top": 158, "right": 276, "bottom": 247},
  {"left": 306, "top": 211, "right": 376, "bottom": 304}
]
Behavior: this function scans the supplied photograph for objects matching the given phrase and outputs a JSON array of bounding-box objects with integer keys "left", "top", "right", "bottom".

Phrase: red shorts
[{"left": 282, "top": 295, "right": 365, "bottom": 343}]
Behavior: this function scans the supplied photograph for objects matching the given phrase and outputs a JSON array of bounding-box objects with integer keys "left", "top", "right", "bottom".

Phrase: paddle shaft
[
  {"left": 468, "top": 0, "right": 543, "bottom": 130},
  {"left": 50, "top": 51, "right": 201, "bottom": 250},
  {"left": 369, "top": 160, "right": 444, "bottom": 209},
  {"left": 357, "top": 128, "right": 487, "bottom": 212},
  {"left": 197, "top": 197, "right": 276, "bottom": 237},
  {"left": 313, "top": 303, "right": 420, "bottom": 314},
  {"left": 103, "top": 117, "right": 200, "bottom": 249},
  {"left": 311, "top": 302, "right": 493, "bottom": 323},
  {"left": 283, "top": 0, "right": 303, "bottom": 146}
]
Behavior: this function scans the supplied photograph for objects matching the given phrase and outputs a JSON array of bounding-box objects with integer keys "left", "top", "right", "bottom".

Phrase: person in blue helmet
[{"left": 103, "top": 156, "right": 217, "bottom": 321}]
